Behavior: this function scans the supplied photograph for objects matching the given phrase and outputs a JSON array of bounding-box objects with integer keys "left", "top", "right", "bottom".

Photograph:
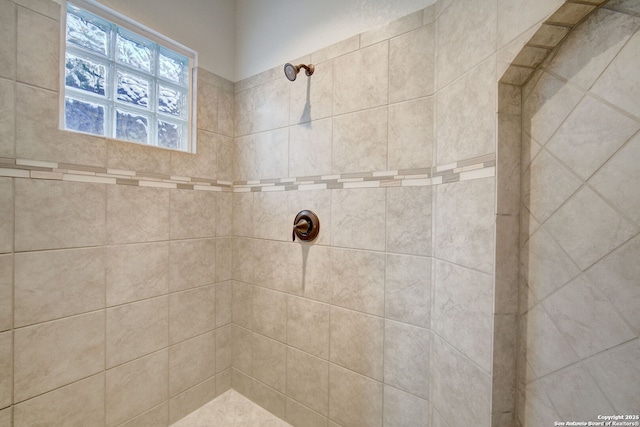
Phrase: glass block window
[{"left": 62, "top": 0, "right": 197, "bottom": 152}]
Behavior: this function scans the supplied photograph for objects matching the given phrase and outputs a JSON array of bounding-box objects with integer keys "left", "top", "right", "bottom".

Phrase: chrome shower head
[{"left": 284, "top": 63, "right": 314, "bottom": 81}]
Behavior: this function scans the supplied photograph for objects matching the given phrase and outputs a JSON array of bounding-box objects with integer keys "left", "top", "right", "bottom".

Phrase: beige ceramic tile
[
  {"left": 232, "top": 282, "right": 253, "bottom": 330},
  {"left": 0, "top": 331, "right": 11, "bottom": 409},
  {"left": 118, "top": 403, "right": 168, "bottom": 427},
  {"left": 285, "top": 398, "right": 328, "bottom": 427},
  {"left": 197, "top": 72, "right": 219, "bottom": 133},
  {"left": 254, "top": 190, "right": 290, "bottom": 241},
  {"left": 252, "top": 333, "right": 286, "bottom": 393},
  {"left": 13, "top": 0, "right": 59, "bottom": 18},
  {"left": 14, "top": 247, "right": 105, "bottom": 327},
  {"left": 0, "top": 79, "right": 15, "bottom": 158},
  {"left": 216, "top": 238, "right": 233, "bottom": 286},
  {"left": 521, "top": 227, "right": 580, "bottom": 301},
  {"left": 16, "top": 84, "right": 107, "bottom": 166},
  {"left": 252, "top": 240, "right": 297, "bottom": 293},
  {"left": 590, "top": 132, "right": 640, "bottom": 226},
  {"left": 289, "top": 118, "right": 332, "bottom": 177},
  {"left": 330, "top": 248, "right": 385, "bottom": 316},
  {"left": 542, "top": 276, "right": 635, "bottom": 359},
  {"left": 106, "top": 350, "right": 168, "bottom": 427},
  {"left": 546, "top": 96, "right": 639, "bottom": 180},
  {"left": 331, "top": 188, "right": 386, "bottom": 251},
  {"left": 384, "top": 320, "right": 430, "bottom": 399},
  {"left": 547, "top": 2, "right": 596, "bottom": 26},
  {"left": 0, "top": 256, "right": 11, "bottom": 332},
  {"left": 311, "top": 35, "right": 359, "bottom": 64},
  {"left": 606, "top": 0, "right": 640, "bottom": 14},
  {"left": 540, "top": 363, "right": 615, "bottom": 420},
  {"left": 386, "top": 185, "right": 432, "bottom": 256},
  {"left": 586, "top": 235, "right": 640, "bottom": 334},
  {"left": 218, "top": 86, "right": 235, "bottom": 138},
  {"left": 215, "top": 325, "right": 232, "bottom": 373},
  {"left": 107, "top": 185, "right": 169, "bottom": 245},
  {"left": 235, "top": 78, "right": 289, "bottom": 136},
  {"left": 524, "top": 304, "right": 580, "bottom": 378},
  {"left": 286, "top": 296, "right": 330, "bottom": 359},
  {"left": 252, "top": 286, "right": 287, "bottom": 342},
  {"left": 436, "top": 57, "right": 496, "bottom": 165},
  {"left": 16, "top": 6, "right": 58, "bottom": 90},
  {"left": 548, "top": 8, "right": 640, "bottom": 91},
  {"left": 521, "top": 149, "right": 582, "bottom": 223},
  {"left": 107, "top": 138, "right": 170, "bottom": 175},
  {"left": 330, "top": 307, "right": 384, "bottom": 381},
  {"left": 332, "top": 106, "right": 388, "bottom": 174},
  {"left": 545, "top": 187, "right": 638, "bottom": 270},
  {"left": 216, "top": 281, "right": 232, "bottom": 327},
  {"left": 383, "top": 385, "right": 429, "bottom": 427},
  {"left": 434, "top": 178, "right": 495, "bottom": 273},
  {"left": 385, "top": 254, "right": 431, "bottom": 328},
  {"left": 286, "top": 347, "right": 329, "bottom": 416},
  {"left": 389, "top": 24, "right": 435, "bottom": 103},
  {"left": 433, "top": 260, "right": 493, "bottom": 372},
  {"left": 519, "top": 380, "right": 561, "bottom": 427},
  {"left": 429, "top": 335, "right": 491, "bottom": 427},
  {"left": 0, "top": 0, "right": 15, "bottom": 79},
  {"left": 232, "top": 325, "right": 253, "bottom": 375},
  {"left": 107, "top": 296, "right": 169, "bottom": 368},
  {"left": 253, "top": 128, "right": 289, "bottom": 180},
  {"left": 388, "top": 97, "right": 433, "bottom": 170},
  {"left": 232, "top": 192, "right": 254, "bottom": 238},
  {"left": 289, "top": 61, "right": 333, "bottom": 125},
  {"left": 0, "top": 407, "right": 9, "bottom": 426},
  {"left": 586, "top": 340, "right": 640, "bottom": 414},
  {"left": 217, "top": 134, "right": 234, "bottom": 182},
  {"left": 169, "top": 285, "right": 216, "bottom": 344},
  {"left": 522, "top": 71, "right": 584, "bottom": 146},
  {"left": 333, "top": 42, "right": 389, "bottom": 115},
  {"left": 169, "top": 239, "right": 217, "bottom": 292},
  {"left": 437, "top": 0, "right": 497, "bottom": 89},
  {"left": 361, "top": 9, "right": 423, "bottom": 48},
  {"left": 497, "top": 113, "right": 522, "bottom": 216},
  {"left": 14, "top": 311, "right": 105, "bottom": 402},
  {"left": 169, "top": 376, "right": 217, "bottom": 425},
  {"left": 170, "top": 130, "right": 218, "bottom": 180},
  {"left": 329, "top": 364, "right": 383, "bottom": 427},
  {"left": 169, "top": 331, "right": 215, "bottom": 397},
  {"left": 216, "top": 192, "right": 233, "bottom": 237},
  {"left": 0, "top": 178, "right": 13, "bottom": 254},
  {"left": 233, "top": 134, "right": 256, "bottom": 182},
  {"left": 497, "top": 0, "right": 563, "bottom": 48},
  {"left": 14, "top": 374, "right": 104, "bottom": 427},
  {"left": 15, "top": 178, "right": 106, "bottom": 251},
  {"left": 232, "top": 237, "right": 253, "bottom": 288},
  {"left": 106, "top": 242, "right": 169, "bottom": 306}
]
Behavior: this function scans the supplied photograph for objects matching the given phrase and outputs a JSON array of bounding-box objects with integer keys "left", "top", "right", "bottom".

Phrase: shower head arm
[{"left": 297, "top": 64, "right": 314, "bottom": 76}]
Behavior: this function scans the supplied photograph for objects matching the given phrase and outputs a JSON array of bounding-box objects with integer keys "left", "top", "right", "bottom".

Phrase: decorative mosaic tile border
[{"left": 0, "top": 153, "right": 496, "bottom": 192}]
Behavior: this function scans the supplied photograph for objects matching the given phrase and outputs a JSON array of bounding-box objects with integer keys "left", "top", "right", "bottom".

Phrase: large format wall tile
[
  {"left": 333, "top": 42, "right": 389, "bottom": 115},
  {"left": 14, "top": 248, "right": 105, "bottom": 327},
  {"left": 169, "top": 190, "right": 217, "bottom": 239},
  {"left": 106, "top": 242, "right": 169, "bottom": 306},
  {"left": 329, "top": 364, "right": 383, "bottom": 427},
  {"left": 435, "top": 178, "right": 495, "bottom": 273},
  {"left": 286, "top": 347, "right": 329, "bottom": 416},
  {"left": 385, "top": 254, "right": 431, "bottom": 328},
  {"left": 386, "top": 186, "right": 432, "bottom": 256},
  {"left": 0, "top": 79, "right": 15, "bottom": 158},
  {"left": 169, "top": 239, "right": 217, "bottom": 292},
  {"left": 289, "top": 118, "right": 332, "bottom": 178},
  {"left": 383, "top": 385, "right": 429, "bottom": 427},
  {"left": 437, "top": 0, "right": 497, "bottom": 89},
  {"left": 0, "top": 178, "right": 13, "bottom": 254},
  {"left": 106, "top": 350, "right": 168, "bottom": 427},
  {"left": 169, "top": 331, "right": 216, "bottom": 397},
  {"left": 332, "top": 107, "right": 388, "bottom": 174},
  {"left": 286, "top": 296, "right": 330, "bottom": 359},
  {"left": 330, "top": 248, "right": 385, "bottom": 316},
  {"left": 14, "top": 374, "right": 104, "bottom": 427},
  {"left": 106, "top": 296, "right": 169, "bottom": 368},
  {"left": 289, "top": 61, "right": 333, "bottom": 125},
  {"left": 251, "top": 334, "right": 286, "bottom": 393},
  {"left": 15, "top": 179, "right": 106, "bottom": 251},
  {"left": 0, "top": 0, "right": 16, "bottom": 80},
  {"left": 436, "top": 57, "right": 496, "bottom": 165},
  {"left": 383, "top": 320, "right": 430, "bottom": 399},
  {"left": 389, "top": 24, "right": 435, "bottom": 103},
  {"left": 331, "top": 188, "right": 386, "bottom": 251},
  {"left": 107, "top": 185, "right": 169, "bottom": 245},
  {"left": 388, "top": 97, "right": 434, "bottom": 170},
  {"left": 169, "top": 285, "right": 216, "bottom": 345},
  {"left": 235, "top": 78, "right": 289, "bottom": 136},
  {"left": 16, "top": 6, "right": 58, "bottom": 91},
  {"left": 0, "top": 331, "right": 11, "bottom": 409},
  {"left": 14, "top": 311, "right": 105, "bottom": 402},
  {"left": 0, "top": 256, "right": 11, "bottom": 332},
  {"left": 251, "top": 287, "right": 287, "bottom": 342}
]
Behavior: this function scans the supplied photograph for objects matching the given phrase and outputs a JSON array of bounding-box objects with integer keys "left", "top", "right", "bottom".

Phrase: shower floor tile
[{"left": 171, "top": 389, "right": 293, "bottom": 427}]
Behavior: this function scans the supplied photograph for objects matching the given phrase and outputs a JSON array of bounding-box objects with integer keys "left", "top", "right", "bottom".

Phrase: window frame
[{"left": 59, "top": 0, "right": 198, "bottom": 153}]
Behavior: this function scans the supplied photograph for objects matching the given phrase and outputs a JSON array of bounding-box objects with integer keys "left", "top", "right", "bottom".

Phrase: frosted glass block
[
  {"left": 117, "top": 27, "right": 153, "bottom": 73},
  {"left": 159, "top": 47, "right": 188, "bottom": 86},
  {"left": 66, "top": 6, "right": 110, "bottom": 56},
  {"left": 157, "top": 119, "right": 185, "bottom": 150},
  {"left": 117, "top": 70, "right": 150, "bottom": 108},
  {"left": 116, "top": 108, "right": 149, "bottom": 144},
  {"left": 158, "top": 85, "right": 185, "bottom": 117},
  {"left": 65, "top": 97, "right": 105, "bottom": 136},
  {"left": 65, "top": 53, "right": 107, "bottom": 95}
]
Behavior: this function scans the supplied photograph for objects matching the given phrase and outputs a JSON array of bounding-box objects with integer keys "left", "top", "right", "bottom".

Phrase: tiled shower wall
[
  {"left": 0, "top": 0, "right": 236, "bottom": 425},
  {"left": 517, "top": 1, "right": 640, "bottom": 424},
  {"left": 228, "top": 1, "right": 581, "bottom": 426}
]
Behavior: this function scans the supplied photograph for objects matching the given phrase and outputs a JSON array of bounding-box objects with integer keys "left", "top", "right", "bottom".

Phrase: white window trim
[{"left": 59, "top": 0, "right": 198, "bottom": 153}]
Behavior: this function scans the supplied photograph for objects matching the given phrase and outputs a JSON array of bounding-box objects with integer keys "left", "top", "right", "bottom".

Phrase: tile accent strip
[{"left": 0, "top": 154, "right": 495, "bottom": 192}]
